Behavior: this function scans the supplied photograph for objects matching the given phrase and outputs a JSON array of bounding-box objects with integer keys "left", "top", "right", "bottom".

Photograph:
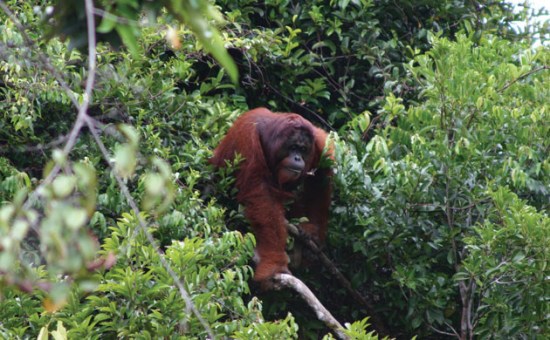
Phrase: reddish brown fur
[{"left": 210, "top": 108, "right": 333, "bottom": 282}]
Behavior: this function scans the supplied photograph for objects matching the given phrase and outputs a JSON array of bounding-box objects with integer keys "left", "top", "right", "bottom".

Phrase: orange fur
[{"left": 210, "top": 108, "right": 333, "bottom": 282}]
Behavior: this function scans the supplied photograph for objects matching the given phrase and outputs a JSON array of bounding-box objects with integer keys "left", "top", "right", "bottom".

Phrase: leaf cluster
[
  {"left": 0, "top": 0, "right": 548, "bottom": 338},
  {"left": 328, "top": 33, "right": 548, "bottom": 337}
]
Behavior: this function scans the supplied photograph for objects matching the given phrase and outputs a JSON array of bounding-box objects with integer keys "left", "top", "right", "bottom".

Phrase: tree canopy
[{"left": 0, "top": 0, "right": 548, "bottom": 338}]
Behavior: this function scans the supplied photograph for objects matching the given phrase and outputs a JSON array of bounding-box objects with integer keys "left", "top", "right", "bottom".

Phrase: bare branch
[
  {"left": 287, "top": 223, "right": 390, "bottom": 337},
  {"left": 272, "top": 273, "right": 349, "bottom": 340},
  {"left": 429, "top": 324, "right": 460, "bottom": 338}
]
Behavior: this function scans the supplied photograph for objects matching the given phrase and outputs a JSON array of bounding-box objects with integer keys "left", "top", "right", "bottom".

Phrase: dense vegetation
[{"left": 1, "top": 0, "right": 548, "bottom": 338}]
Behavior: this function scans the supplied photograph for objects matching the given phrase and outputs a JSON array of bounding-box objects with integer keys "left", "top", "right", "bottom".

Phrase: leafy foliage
[
  {"left": 47, "top": 0, "right": 237, "bottom": 82},
  {"left": 216, "top": 0, "right": 528, "bottom": 125},
  {"left": 328, "top": 33, "right": 548, "bottom": 337},
  {"left": 1, "top": 0, "right": 548, "bottom": 338},
  {"left": 462, "top": 188, "right": 548, "bottom": 337}
]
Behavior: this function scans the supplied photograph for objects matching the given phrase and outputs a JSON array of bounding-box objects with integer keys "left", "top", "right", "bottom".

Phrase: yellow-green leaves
[
  {"left": 141, "top": 157, "right": 175, "bottom": 213},
  {"left": 74, "top": 162, "right": 97, "bottom": 215},
  {"left": 48, "top": 0, "right": 238, "bottom": 82},
  {"left": 283, "top": 26, "right": 302, "bottom": 57},
  {"left": 42, "top": 160, "right": 99, "bottom": 270},
  {"left": 52, "top": 175, "right": 76, "bottom": 198},
  {"left": 345, "top": 110, "right": 371, "bottom": 134},
  {"left": 114, "top": 124, "right": 139, "bottom": 179},
  {"left": 167, "top": 0, "right": 238, "bottom": 83},
  {"left": 114, "top": 144, "right": 137, "bottom": 179},
  {"left": 63, "top": 206, "right": 88, "bottom": 230}
]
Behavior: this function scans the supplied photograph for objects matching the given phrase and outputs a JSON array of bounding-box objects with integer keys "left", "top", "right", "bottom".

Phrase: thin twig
[
  {"left": 499, "top": 65, "right": 549, "bottom": 92},
  {"left": 429, "top": 324, "right": 460, "bottom": 338}
]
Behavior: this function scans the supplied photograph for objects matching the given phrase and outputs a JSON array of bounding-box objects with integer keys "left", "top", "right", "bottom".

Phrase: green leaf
[
  {"left": 115, "top": 25, "right": 139, "bottom": 56},
  {"left": 170, "top": 2, "right": 238, "bottom": 83},
  {"left": 118, "top": 124, "right": 139, "bottom": 147},
  {"left": 63, "top": 207, "right": 88, "bottom": 230},
  {"left": 11, "top": 219, "right": 29, "bottom": 241},
  {"left": 97, "top": 17, "right": 117, "bottom": 34},
  {"left": 52, "top": 149, "right": 67, "bottom": 166},
  {"left": 51, "top": 321, "right": 68, "bottom": 340},
  {"left": 144, "top": 173, "right": 164, "bottom": 197},
  {"left": 512, "top": 252, "right": 526, "bottom": 263},
  {"left": 37, "top": 327, "right": 49, "bottom": 340},
  {"left": 114, "top": 144, "right": 137, "bottom": 179},
  {"left": 74, "top": 162, "right": 97, "bottom": 189},
  {"left": 52, "top": 175, "right": 76, "bottom": 198}
]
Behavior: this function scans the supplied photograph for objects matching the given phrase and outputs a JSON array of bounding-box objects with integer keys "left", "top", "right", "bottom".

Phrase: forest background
[{"left": 0, "top": 0, "right": 548, "bottom": 338}]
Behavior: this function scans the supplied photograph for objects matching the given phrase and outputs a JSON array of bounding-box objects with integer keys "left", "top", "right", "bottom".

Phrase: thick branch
[{"left": 272, "top": 273, "right": 348, "bottom": 340}]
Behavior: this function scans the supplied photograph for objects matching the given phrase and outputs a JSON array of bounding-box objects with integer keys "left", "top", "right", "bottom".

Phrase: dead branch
[
  {"left": 287, "top": 223, "right": 390, "bottom": 337},
  {"left": 272, "top": 273, "right": 349, "bottom": 340}
]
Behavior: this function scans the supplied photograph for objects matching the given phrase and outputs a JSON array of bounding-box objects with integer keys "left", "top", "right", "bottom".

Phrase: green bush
[
  {"left": 328, "top": 33, "right": 548, "bottom": 337},
  {"left": 216, "top": 0, "right": 526, "bottom": 124},
  {"left": 462, "top": 188, "right": 548, "bottom": 338},
  {"left": 1, "top": 0, "right": 547, "bottom": 338}
]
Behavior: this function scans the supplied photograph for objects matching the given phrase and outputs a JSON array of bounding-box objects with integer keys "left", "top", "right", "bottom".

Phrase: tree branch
[
  {"left": 287, "top": 223, "right": 391, "bottom": 337},
  {"left": 499, "top": 65, "right": 549, "bottom": 92},
  {"left": 272, "top": 273, "right": 349, "bottom": 340}
]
